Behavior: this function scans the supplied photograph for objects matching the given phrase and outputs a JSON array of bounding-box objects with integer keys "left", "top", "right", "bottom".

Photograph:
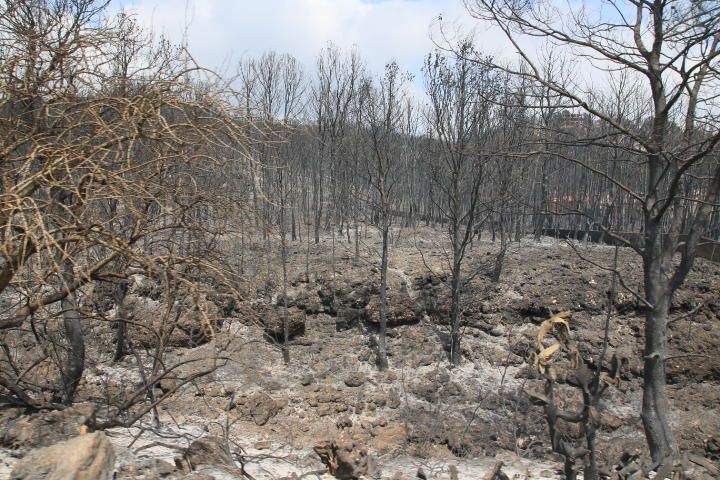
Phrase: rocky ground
[{"left": 1, "top": 226, "right": 719, "bottom": 479}]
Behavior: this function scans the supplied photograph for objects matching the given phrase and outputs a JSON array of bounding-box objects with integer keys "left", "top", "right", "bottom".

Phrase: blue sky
[{"left": 108, "top": 0, "right": 501, "bottom": 96}]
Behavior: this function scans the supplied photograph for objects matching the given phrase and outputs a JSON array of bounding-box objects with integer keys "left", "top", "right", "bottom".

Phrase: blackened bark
[
  {"left": 112, "top": 280, "right": 128, "bottom": 362},
  {"left": 377, "top": 225, "right": 389, "bottom": 371},
  {"left": 61, "top": 262, "right": 84, "bottom": 405},
  {"left": 449, "top": 259, "right": 462, "bottom": 365}
]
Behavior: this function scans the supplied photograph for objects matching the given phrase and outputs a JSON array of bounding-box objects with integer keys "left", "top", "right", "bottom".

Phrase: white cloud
[{"left": 109, "top": 0, "right": 507, "bottom": 95}]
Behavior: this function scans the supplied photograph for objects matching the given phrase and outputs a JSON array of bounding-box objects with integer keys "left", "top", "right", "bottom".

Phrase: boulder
[
  {"left": 408, "top": 378, "right": 437, "bottom": 402},
  {"left": 1, "top": 404, "right": 95, "bottom": 451},
  {"left": 236, "top": 392, "right": 281, "bottom": 426},
  {"left": 256, "top": 305, "right": 306, "bottom": 342},
  {"left": 126, "top": 292, "right": 222, "bottom": 348},
  {"left": 314, "top": 433, "right": 368, "bottom": 480},
  {"left": 114, "top": 458, "right": 177, "bottom": 480},
  {"left": 182, "top": 437, "right": 235, "bottom": 471},
  {"left": 10, "top": 431, "right": 114, "bottom": 480},
  {"left": 317, "top": 285, "right": 333, "bottom": 306},
  {"left": 293, "top": 290, "right": 323, "bottom": 314},
  {"left": 335, "top": 307, "right": 368, "bottom": 331},
  {"left": 344, "top": 372, "right": 366, "bottom": 388},
  {"left": 175, "top": 293, "right": 223, "bottom": 346},
  {"left": 366, "top": 295, "right": 420, "bottom": 327}
]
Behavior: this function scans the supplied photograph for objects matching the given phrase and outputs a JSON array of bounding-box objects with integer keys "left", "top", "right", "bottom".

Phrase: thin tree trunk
[
  {"left": 280, "top": 178, "right": 290, "bottom": 364},
  {"left": 291, "top": 207, "right": 297, "bottom": 242},
  {"left": 492, "top": 217, "right": 508, "bottom": 282},
  {"left": 314, "top": 178, "right": 323, "bottom": 244},
  {"left": 61, "top": 261, "right": 84, "bottom": 405},
  {"left": 354, "top": 221, "right": 360, "bottom": 266},
  {"left": 305, "top": 217, "right": 311, "bottom": 283},
  {"left": 377, "top": 224, "right": 389, "bottom": 371},
  {"left": 112, "top": 280, "right": 128, "bottom": 362},
  {"left": 449, "top": 259, "right": 462, "bottom": 365}
]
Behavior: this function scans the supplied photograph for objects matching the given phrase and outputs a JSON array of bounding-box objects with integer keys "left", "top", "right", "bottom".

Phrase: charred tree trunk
[
  {"left": 449, "top": 258, "right": 463, "bottom": 365},
  {"left": 377, "top": 222, "right": 389, "bottom": 371},
  {"left": 280, "top": 174, "right": 290, "bottom": 365},
  {"left": 641, "top": 225, "right": 675, "bottom": 463},
  {"left": 112, "top": 280, "right": 128, "bottom": 362},
  {"left": 61, "top": 261, "right": 84, "bottom": 405}
]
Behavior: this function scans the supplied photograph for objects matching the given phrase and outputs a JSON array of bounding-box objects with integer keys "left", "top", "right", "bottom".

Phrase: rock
[
  {"left": 317, "top": 404, "right": 334, "bottom": 417},
  {"left": 315, "top": 388, "right": 342, "bottom": 404},
  {"left": 10, "top": 431, "right": 114, "bottom": 480},
  {"left": 433, "top": 368, "right": 450, "bottom": 384},
  {"left": 258, "top": 305, "right": 306, "bottom": 342},
  {"left": 182, "top": 437, "right": 235, "bottom": 471},
  {"left": 489, "top": 324, "right": 508, "bottom": 337},
  {"left": 349, "top": 288, "right": 375, "bottom": 310},
  {"left": 344, "top": 372, "right": 366, "bottom": 387},
  {"left": 414, "top": 274, "right": 450, "bottom": 316},
  {"left": 600, "top": 412, "right": 623, "bottom": 431},
  {"left": 239, "top": 392, "right": 280, "bottom": 426},
  {"left": 409, "top": 379, "right": 437, "bottom": 402},
  {"left": 372, "top": 417, "right": 388, "bottom": 428},
  {"left": 152, "top": 459, "right": 177, "bottom": 477},
  {"left": 335, "top": 307, "right": 368, "bottom": 331},
  {"left": 357, "top": 350, "right": 372, "bottom": 362},
  {"left": 116, "top": 458, "right": 177, "bottom": 479},
  {"left": 157, "top": 375, "right": 179, "bottom": 394},
  {"left": 443, "top": 381, "right": 465, "bottom": 398},
  {"left": 176, "top": 293, "right": 223, "bottom": 346},
  {"left": 180, "top": 474, "right": 216, "bottom": 480},
  {"left": 1, "top": 404, "right": 96, "bottom": 451},
  {"left": 336, "top": 417, "right": 353, "bottom": 429},
  {"left": 314, "top": 433, "right": 368, "bottom": 480},
  {"left": 293, "top": 290, "right": 323, "bottom": 314},
  {"left": 369, "top": 392, "right": 387, "bottom": 407},
  {"left": 414, "top": 354, "right": 433, "bottom": 367},
  {"left": 126, "top": 292, "right": 222, "bottom": 348},
  {"left": 366, "top": 294, "right": 420, "bottom": 327}
]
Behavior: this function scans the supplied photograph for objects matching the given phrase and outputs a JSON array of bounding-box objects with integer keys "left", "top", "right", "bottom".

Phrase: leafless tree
[
  {"left": 0, "top": 0, "right": 251, "bottom": 408},
  {"left": 464, "top": 0, "right": 720, "bottom": 466},
  {"left": 360, "top": 62, "right": 411, "bottom": 370},
  {"left": 424, "top": 42, "right": 494, "bottom": 365}
]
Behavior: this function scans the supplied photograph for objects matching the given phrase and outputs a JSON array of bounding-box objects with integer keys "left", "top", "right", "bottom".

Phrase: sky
[{"left": 108, "top": 0, "right": 505, "bottom": 97}]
